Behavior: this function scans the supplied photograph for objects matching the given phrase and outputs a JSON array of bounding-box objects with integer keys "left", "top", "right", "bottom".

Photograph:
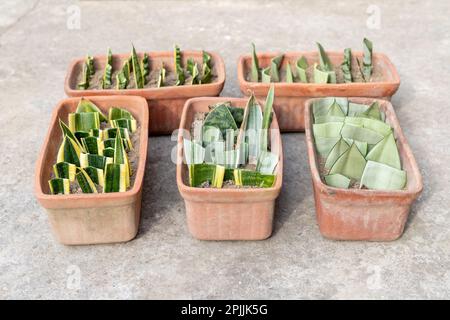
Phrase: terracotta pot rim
[
  {"left": 176, "top": 97, "right": 283, "bottom": 196},
  {"left": 34, "top": 95, "right": 149, "bottom": 205},
  {"left": 64, "top": 50, "right": 225, "bottom": 98},
  {"left": 237, "top": 51, "right": 400, "bottom": 89},
  {"left": 304, "top": 97, "right": 423, "bottom": 198}
]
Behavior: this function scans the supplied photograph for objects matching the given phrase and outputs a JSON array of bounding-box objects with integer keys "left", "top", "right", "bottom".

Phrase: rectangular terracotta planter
[
  {"left": 34, "top": 96, "right": 149, "bottom": 245},
  {"left": 238, "top": 51, "right": 400, "bottom": 132},
  {"left": 176, "top": 97, "right": 283, "bottom": 240},
  {"left": 65, "top": 51, "right": 225, "bottom": 135},
  {"left": 305, "top": 98, "right": 422, "bottom": 241}
]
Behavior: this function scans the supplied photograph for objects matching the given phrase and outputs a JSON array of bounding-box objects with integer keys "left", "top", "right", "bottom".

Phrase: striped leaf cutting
[
  {"left": 83, "top": 166, "right": 104, "bottom": 187},
  {"left": 81, "top": 136, "right": 104, "bottom": 155},
  {"left": 76, "top": 98, "right": 107, "bottom": 122},
  {"left": 174, "top": 45, "right": 185, "bottom": 86},
  {"left": 113, "top": 129, "right": 131, "bottom": 187},
  {"left": 101, "top": 48, "right": 113, "bottom": 89},
  {"left": 131, "top": 45, "right": 144, "bottom": 89},
  {"left": 59, "top": 119, "right": 85, "bottom": 152},
  {"left": 69, "top": 112, "right": 100, "bottom": 133},
  {"left": 57, "top": 135, "right": 82, "bottom": 167},
  {"left": 80, "top": 153, "right": 112, "bottom": 170},
  {"left": 110, "top": 118, "right": 137, "bottom": 133},
  {"left": 53, "top": 162, "right": 77, "bottom": 181},
  {"left": 76, "top": 168, "right": 98, "bottom": 193},
  {"left": 104, "top": 163, "right": 127, "bottom": 192},
  {"left": 48, "top": 178, "right": 70, "bottom": 195}
]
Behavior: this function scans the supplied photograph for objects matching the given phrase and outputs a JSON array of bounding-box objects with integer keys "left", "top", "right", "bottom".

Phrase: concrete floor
[{"left": 1, "top": 0, "right": 449, "bottom": 299}]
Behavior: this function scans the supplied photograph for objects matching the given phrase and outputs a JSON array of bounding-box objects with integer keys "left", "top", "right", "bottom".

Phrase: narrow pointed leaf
[
  {"left": 341, "top": 48, "right": 352, "bottom": 83},
  {"left": 250, "top": 43, "right": 260, "bottom": 82},
  {"left": 76, "top": 97, "right": 107, "bottom": 122},
  {"left": 260, "top": 84, "right": 274, "bottom": 153},
  {"left": 131, "top": 45, "right": 144, "bottom": 89},
  {"left": 101, "top": 48, "right": 113, "bottom": 89},
  {"left": 83, "top": 166, "right": 104, "bottom": 187},
  {"left": 256, "top": 151, "right": 278, "bottom": 174},
  {"left": 57, "top": 136, "right": 82, "bottom": 167},
  {"left": 203, "top": 104, "right": 237, "bottom": 136},
  {"left": 285, "top": 63, "right": 294, "bottom": 83},
  {"left": 362, "top": 38, "right": 373, "bottom": 81},
  {"left": 317, "top": 42, "right": 333, "bottom": 71},
  {"left": 313, "top": 97, "right": 348, "bottom": 116},
  {"left": 325, "top": 138, "right": 350, "bottom": 169},
  {"left": 157, "top": 63, "right": 166, "bottom": 88},
  {"left": 174, "top": 45, "right": 185, "bottom": 86}
]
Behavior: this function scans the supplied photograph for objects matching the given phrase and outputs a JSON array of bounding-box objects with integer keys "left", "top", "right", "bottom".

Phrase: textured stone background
[{"left": 0, "top": 0, "right": 449, "bottom": 299}]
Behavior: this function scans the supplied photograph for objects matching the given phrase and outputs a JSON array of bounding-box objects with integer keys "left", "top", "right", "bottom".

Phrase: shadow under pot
[
  {"left": 304, "top": 97, "right": 422, "bottom": 241},
  {"left": 176, "top": 97, "right": 283, "bottom": 240},
  {"left": 65, "top": 50, "right": 225, "bottom": 135},
  {"left": 34, "top": 96, "right": 149, "bottom": 245},
  {"left": 238, "top": 51, "right": 400, "bottom": 132}
]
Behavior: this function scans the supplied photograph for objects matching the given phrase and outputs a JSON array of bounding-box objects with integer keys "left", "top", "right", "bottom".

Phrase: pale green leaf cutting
[
  {"left": 313, "top": 122, "right": 343, "bottom": 139},
  {"left": 270, "top": 55, "right": 283, "bottom": 82},
  {"left": 261, "top": 66, "right": 271, "bottom": 83},
  {"left": 344, "top": 116, "right": 392, "bottom": 137},
  {"left": 286, "top": 63, "right": 294, "bottom": 83},
  {"left": 329, "top": 143, "right": 366, "bottom": 180},
  {"left": 296, "top": 56, "right": 308, "bottom": 83},
  {"left": 317, "top": 42, "right": 333, "bottom": 72},
  {"left": 324, "top": 173, "right": 351, "bottom": 189},
  {"left": 157, "top": 63, "right": 166, "bottom": 88},
  {"left": 359, "top": 101, "right": 382, "bottom": 120},
  {"left": 184, "top": 139, "right": 205, "bottom": 165},
  {"left": 256, "top": 151, "right": 278, "bottom": 174},
  {"left": 348, "top": 102, "right": 370, "bottom": 116},
  {"left": 313, "top": 63, "right": 330, "bottom": 84},
  {"left": 260, "top": 84, "right": 274, "bottom": 153},
  {"left": 324, "top": 138, "right": 350, "bottom": 169},
  {"left": 313, "top": 97, "right": 348, "bottom": 116},
  {"left": 341, "top": 123, "right": 384, "bottom": 145},
  {"left": 365, "top": 132, "right": 401, "bottom": 169},
  {"left": 343, "top": 138, "right": 368, "bottom": 156},
  {"left": 360, "top": 160, "right": 406, "bottom": 190},
  {"left": 314, "top": 137, "right": 341, "bottom": 157}
]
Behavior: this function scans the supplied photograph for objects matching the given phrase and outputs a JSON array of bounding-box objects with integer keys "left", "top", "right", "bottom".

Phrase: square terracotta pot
[
  {"left": 65, "top": 51, "right": 225, "bottom": 135},
  {"left": 34, "top": 96, "right": 149, "bottom": 245},
  {"left": 176, "top": 97, "right": 283, "bottom": 240},
  {"left": 238, "top": 51, "right": 400, "bottom": 132},
  {"left": 305, "top": 98, "right": 422, "bottom": 241}
]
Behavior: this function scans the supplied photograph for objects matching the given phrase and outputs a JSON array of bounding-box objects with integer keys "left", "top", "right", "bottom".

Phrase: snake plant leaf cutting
[
  {"left": 174, "top": 44, "right": 185, "bottom": 86},
  {"left": 183, "top": 85, "right": 278, "bottom": 188},
  {"left": 262, "top": 55, "right": 283, "bottom": 83},
  {"left": 315, "top": 43, "right": 336, "bottom": 84},
  {"left": 286, "top": 63, "right": 294, "bottom": 83},
  {"left": 141, "top": 52, "right": 150, "bottom": 82},
  {"left": 76, "top": 167, "right": 98, "bottom": 193},
  {"left": 200, "top": 51, "right": 212, "bottom": 84},
  {"left": 312, "top": 97, "right": 407, "bottom": 190},
  {"left": 48, "top": 178, "right": 70, "bottom": 195},
  {"left": 187, "top": 58, "right": 200, "bottom": 85},
  {"left": 362, "top": 38, "right": 373, "bottom": 81},
  {"left": 101, "top": 48, "right": 113, "bottom": 89},
  {"left": 341, "top": 48, "right": 352, "bottom": 83},
  {"left": 53, "top": 162, "right": 77, "bottom": 181},
  {"left": 77, "top": 55, "right": 94, "bottom": 90},
  {"left": 296, "top": 56, "right": 308, "bottom": 83},
  {"left": 251, "top": 43, "right": 260, "bottom": 82},
  {"left": 157, "top": 63, "right": 166, "bottom": 88},
  {"left": 116, "top": 60, "right": 130, "bottom": 89},
  {"left": 48, "top": 103, "right": 138, "bottom": 195},
  {"left": 76, "top": 98, "right": 108, "bottom": 122},
  {"left": 131, "top": 45, "right": 145, "bottom": 89},
  {"left": 57, "top": 136, "right": 82, "bottom": 167},
  {"left": 104, "top": 163, "right": 127, "bottom": 192}
]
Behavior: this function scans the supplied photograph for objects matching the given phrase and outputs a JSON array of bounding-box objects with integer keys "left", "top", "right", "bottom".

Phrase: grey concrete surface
[{"left": 0, "top": 0, "right": 449, "bottom": 300}]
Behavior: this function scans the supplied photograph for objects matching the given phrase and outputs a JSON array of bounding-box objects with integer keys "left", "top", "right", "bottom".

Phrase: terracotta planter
[
  {"left": 176, "top": 97, "right": 283, "bottom": 240},
  {"left": 238, "top": 51, "right": 400, "bottom": 132},
  {"left": 65, "top": 51, "right": 225, "bottom": 135},
  {"left": 305, "top": 98, "right": 422, "bottom": 241},
  {"left": 34, "top": 96, "right": 149, "bottom": 245}
]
